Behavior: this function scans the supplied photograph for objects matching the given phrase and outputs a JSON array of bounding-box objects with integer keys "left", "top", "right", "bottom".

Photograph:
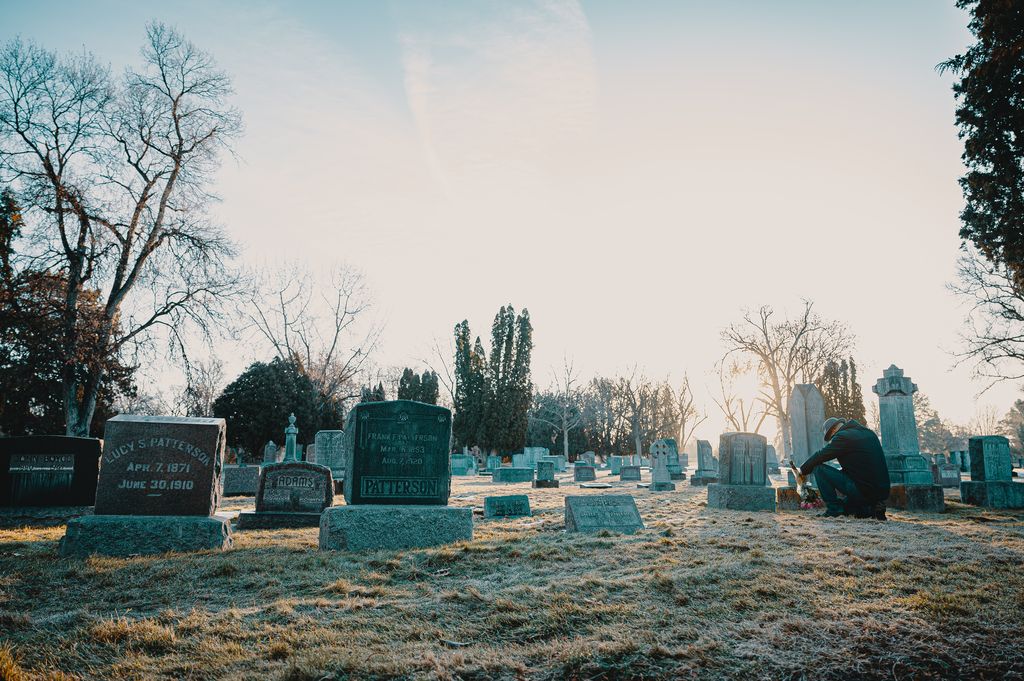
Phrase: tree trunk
[{"left": 562, "top": 427, "right": 569, "bottom": 460}]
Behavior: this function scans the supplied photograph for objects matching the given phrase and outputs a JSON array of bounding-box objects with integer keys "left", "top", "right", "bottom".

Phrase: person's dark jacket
[{"left": 799, "top": 420, "right": 891, "bottom": 503}]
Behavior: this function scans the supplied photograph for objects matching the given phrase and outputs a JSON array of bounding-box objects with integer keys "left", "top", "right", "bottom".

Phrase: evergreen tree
[
  {"left": 396, "top": 368, "right": 440, "bottom": 404},
  {"left": 359, "top": 382, "right": 386, "bottom": 402},
  {"left": 819, "top": 357, "right": 867, "bottom": 424},
  {"left": 849, "top": 359, "right": 867, "bottom": 423}
]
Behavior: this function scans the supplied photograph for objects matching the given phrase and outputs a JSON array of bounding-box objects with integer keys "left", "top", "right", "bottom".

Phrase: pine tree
[{"left": 849, "top": 358, "right": 867, "bottom": 423}]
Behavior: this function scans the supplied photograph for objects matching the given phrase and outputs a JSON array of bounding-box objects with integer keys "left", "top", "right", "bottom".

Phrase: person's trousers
[{"left": 813, "top": 465, "right": 868, "bottom": 514}]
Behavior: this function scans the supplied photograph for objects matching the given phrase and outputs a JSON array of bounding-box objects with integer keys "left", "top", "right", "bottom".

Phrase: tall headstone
[
  {"left": 315, "top": 430, "right": 346, "bottom": 492},
  {"left": 706, "top": 433, "right": 776, "bottom": 511},
  {"left": 648, "top": 449, "right": 676, "bottom": 492},
  {"left": 961, "top": 436, "right": 1024, "bottom": 508},
  {"left": 872, "top": 365, "right": 943, "bottom": 511},
  {"left": 486, "top": 455, "right": 503, "bottom": 472},
  {"left": 284, "top": 414, "right": 299, "bottom": 462},
  {"left": 609, "top": 456, "right": 623, "bottom": 475},
  {"left": 319, "top": 400, "right": 472, "bottom": 550},
  {"left": 263, "top": 440, "right": 280, "bottom": 464},
  {"left": 59, "top": 416, "right": 231, "bottom": 557},
  {"left": 0, "top": 436, "right": 102, "bottom": 508},
  {"left": 787, "top": 384, "right": 826, "bottom": 468},
  {"left": 690, "top": 439, "right": 718, "bottom": 486}
]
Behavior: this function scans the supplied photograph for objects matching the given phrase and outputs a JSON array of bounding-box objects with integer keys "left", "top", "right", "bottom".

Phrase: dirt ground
[{"left": 2, "top": 468, "right": 1023, "bottom": 680}]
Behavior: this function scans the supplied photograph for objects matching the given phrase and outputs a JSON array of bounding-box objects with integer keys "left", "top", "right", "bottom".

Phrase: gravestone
[
  {"left": 574, "top": 465, "right": 596, "bottom": 482},
  {"left": 222, "top": 464, "right": 260, "bottom": 496},
  {"left": 487, "top": 455, "right": 503, "bottom": 472},
  {"left": 706, "top": 433, "right": 776, "bottom": 511},
  {"left": 237, "top": 461, "right": 334, "bottom": 528},
  {"left": 650, "top": 439, "right": 683, "bottom": 484},
  {"left": 609, "top": 456, "right": 623, "bottom": 475},
  {"left": 872, "top": 365, "right": 943, "bottom": 511},
  {"left": 961, "top": 436, "right": 1024, "bottom": 508},
  {"left": 938, "top": 464, "right": 961, "bottom": 489},
  {"left": 484, "top": 494, "right": 531, "bottom": 518},
  {"left": 283, "top": 414, "right": 300, "bottom": 462},
  {"left": 564, "top": 495, "right": 644, "bottom": 533},
  {"left": 788, "top": 384, "right": 825, "bottom": 468},
  {"left": 263, "top": 440, "right": 281, "bottom": 464},
  {"left": 305, "top": 443, "right": 317, "bottom": 463},
  {"left": 493, "top": 467, "right": 535, "bottom": 484},
  {"left": 538, "top": 454, "right": 567, "bottom": 472},
  {"left": 766, "top": 445, "right": 781, "bottom": 474},
  {"left": 450, "top": 453, "right": 476, "bottom": 476},
  {"left": 59, "top": 415, "right": 231, "bottom": 557},
  {"left": 620, "top": 466, "right": 641, "bottom": 482},
  {"left": 320, "top": 400, "right": 472, "bottom": 550},
  {"left": 581, "top": 451, "right": 596, "bottom": 465},
  {"left": 315, "top": 430, "right": 346, "bottom": 493},
  {"left": 0, "top": 436, "right": 101, "bottom": 508},
  {"left": 663, "top": 438, "right": 688, "bottom": 469},
  {"left": 524, "top": 446, "right": 549, "bottom": 462},
  {"left": 649, "top": 450, "right": 676, "bottom": 492},
  {"left": 690, "top": 440, "right": 718, "bottom": 486},
  {"left": 533, "top": 460, "right": 559, "bottom": 488}
]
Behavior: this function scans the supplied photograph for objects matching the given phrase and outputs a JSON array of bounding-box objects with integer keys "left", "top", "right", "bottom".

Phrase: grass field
[{"left": 2, "top": 470, "right": 1023, "bottom": 680}]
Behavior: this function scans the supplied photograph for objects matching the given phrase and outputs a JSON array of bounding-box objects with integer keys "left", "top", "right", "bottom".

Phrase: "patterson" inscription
[{"left": 360, "top": 477, "right": 439, "bottom": 498}]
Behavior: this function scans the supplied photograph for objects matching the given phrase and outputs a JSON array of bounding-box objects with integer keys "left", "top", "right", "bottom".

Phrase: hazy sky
[{"left": 4, "top": 1, "right": 1013, "bottom": 444}]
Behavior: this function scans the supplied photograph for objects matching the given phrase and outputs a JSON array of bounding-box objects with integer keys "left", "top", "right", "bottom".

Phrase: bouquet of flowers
[{"left": 790, "top": 461, "right": 825, "bottom": 510}]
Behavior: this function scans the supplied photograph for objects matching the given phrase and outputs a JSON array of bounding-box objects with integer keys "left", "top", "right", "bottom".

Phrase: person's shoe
[
  {"left": 818, "top": 508, "right": 846, "bottom": 518},
  {"left": 871, "top": 502, "right": 887, "bottom": 521}
]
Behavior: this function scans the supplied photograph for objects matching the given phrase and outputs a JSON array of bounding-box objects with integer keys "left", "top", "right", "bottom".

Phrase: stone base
[
  {"left": 319, "top": 505, "right": 473, "bottom": 551},
  {"left": 236, "top": 511, "right": 324, "bottom": 529},
  {"left": 960, "top": 480, "right": 1024, "bottom": 509},
  {"left": 60, "top": 515, "right": 232, "bottom": 557},
  {"left": 650, "top": 482, "right": 676, "bottom": 492},
  {"left": 776, "top": 487, "right": 802, "bottom": 511},
  {"left": 532, "top": 480, "right": 559, "bottom": 488},
  {"left": 886, "top": 484, "right": 945, "bottom": 512},
  {"left": 706, "top": 484, "right": 776, "bottom": 512},
  {"left": 690, "top": 475, "right": 718, "bottom": 487}
]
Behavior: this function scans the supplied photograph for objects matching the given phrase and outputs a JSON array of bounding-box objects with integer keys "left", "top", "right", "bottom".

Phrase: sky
[{"left": 3, "top": 0, "right": 1014, "bottom": 446}]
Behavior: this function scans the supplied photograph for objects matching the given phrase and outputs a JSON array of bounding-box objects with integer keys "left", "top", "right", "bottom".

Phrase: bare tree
[
  {"left": 0, "top": 24, "right": 242, "bottom": 435},
  {"left": 951, "top": 248, "right": 1024, "bottom": 389},
  {"left": 668, "top": 372, "right": 707, "bottom": 450},
  {"left": 421, "top": 334, "right": 456, "bottom": 407},
  {"left": 173, "top": 356, "right": 224, "bottom": 417},
  {"left": 720, "top": 301, "right": 853, "bottom": 456},
  {"left": 711, "top": 361, "right": 769, "bottom": 434},
  {"left": 247, "top": 261, "right": 380, "bottom": 414},
  {"left": 616, "top": 367, "right": 659, "bottom": 459},
  {"left": 970, "top": 404, "right": 1002, "bottom": 436},
  {"left": 529, "top": 356, "right": 588, "bottom": 460}
]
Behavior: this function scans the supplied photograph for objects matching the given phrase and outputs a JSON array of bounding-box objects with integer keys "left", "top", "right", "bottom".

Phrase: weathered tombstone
[
  {"left": 237, "top": 460, "right": 333, "bottom": 528},
  {"left": 787, "top": 384, "right": 826, "bottom": 468},
  {"left": 663, "top": 438, "right": 688, "bottom": 470},
  {"left": 649, "top": 450, "right": 676, "bottom": 492},
  {"left": 263, "top": 440, "right": 280, "bottom": 464},
  {"left": 690, "top": 440, "right": 719, "bottom": 486},
  {"left": 222, "top": 460, "right": 260, "bottom": 497},
  {"left": 283, "top": 414, "right": 300, "bottom": 462},
  {"left": 486, "top": 455, "right": 503, "bottom": 472},
  {"left": 609, "top": 455, "right": 623, "bottom": 475},
  {"left": 872, "top": 365, "right": 943, "bottom": 511},
  {"left": 59, "top": 415, "right": 231, "bottom": 557},
  {"left": 706, "top": 433, "right": 776, "bottom": 511},
  {"left": 533, "top": 460, "right": 559, "bottom": 488},
  {"left": 938, "top": 463, "right": 961, "bottom": 489},
  {"left": 574, "top": 465, "right": 596, "bottom": 482},
  {"left": 960, "top": 436, "right": 1024, "bottom": 508},
  {"left": 315, "top": 430, "right": 346, "bottom": 493},
  {"left": 304, "top": 443, "right": 317, "bottom": 463},
  {"left": 564, "top": 495, "right": 644, "bottom": 533},
  {"left": 320, "top": 400, "right": 472, "bottom": 550},
  {"left": 484, "top": 494, "right": 531, "bottom": 518},
  {"left": 538, "top": 454, "right": 566, "bottom": 472},
  {"left": 581, "top": 451, "right": 596, "bottom": 466},
  {"left": 512, "top": 452, "right": 529, "bottom": 468},
  {"left": 493, "top": 467, "right": 535, "bottom": 484},
  {"left": 523, "top": 446, "right": 549, "bottom": 464},
  {"left": 0, "top": 436, "right": 101, "bottom": 508},
  {"left": 766, "top": 445, "right": 781, "bottom": 474},
  {"left": 450, "top": 453, "right": 476, "bottom": 476},
  {"left": 620, "top": 466, "right": 642, "bottom": 482}
]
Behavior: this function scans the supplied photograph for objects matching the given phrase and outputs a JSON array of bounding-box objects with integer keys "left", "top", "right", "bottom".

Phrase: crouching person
[{"left": 799, "top": 417, "right": 890, "bottom": 520}]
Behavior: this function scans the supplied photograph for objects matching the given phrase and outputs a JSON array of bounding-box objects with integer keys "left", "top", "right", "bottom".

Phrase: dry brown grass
[{"left": 2, "top": 472, "right": 1024, "bottom": 679}]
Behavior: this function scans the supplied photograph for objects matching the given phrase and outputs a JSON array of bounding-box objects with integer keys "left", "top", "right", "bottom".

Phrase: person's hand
[{"left": 799, "top": 462, "right": 812, "bottom": 477}]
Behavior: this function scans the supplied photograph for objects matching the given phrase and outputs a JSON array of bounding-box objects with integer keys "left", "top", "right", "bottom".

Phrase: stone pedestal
[
  {"left": 532, "top": 479, "right": 559, "bottom": 488},
  {"left": 319, "top": 506, "right": 472, "bottom": 551},
  {"left": 707, "top": 484, "right": 776, "bottom": 511},
  {"left": 60, "top": 515, "right": 231, "bottom": 557},
  {"left": 960, "top": 481, "right": 1024, "bottom": 509},
  {"left": 650, "top": 481, "right": 676, "bottom": 492},
  {"left": 689, "top": 473, "right": 718, "bottom": 486},
  {"left": 886, "top": 484, "right": 944, "bottom": 512},
  {"left": 237, "top": 511, "right": 323, "bottom": 529}
]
